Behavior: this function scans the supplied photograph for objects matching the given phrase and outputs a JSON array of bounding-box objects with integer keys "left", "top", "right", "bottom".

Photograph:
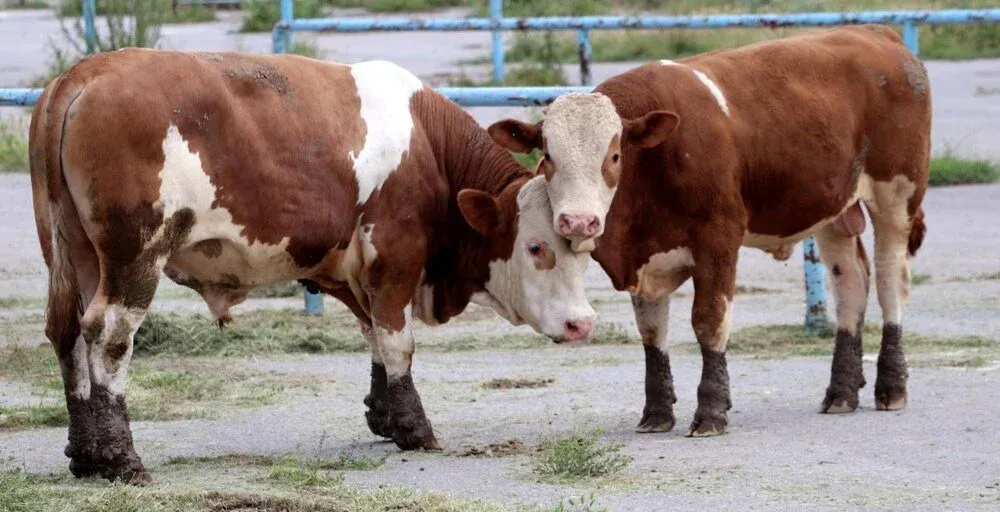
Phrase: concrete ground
[{"left": 1, "top": 8, "right": 999, "bottom": 512}]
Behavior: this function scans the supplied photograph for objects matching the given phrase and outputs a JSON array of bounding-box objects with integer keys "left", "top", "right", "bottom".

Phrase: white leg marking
[
  {"left": 866, "top": 176, "right": 918, "bottom": 326},
  {"left": 815, "top": 226, "right": 869, "bottom": 331},
  {"left": 348, "top": 61, "right": 424, "bottom": 204},
  {"left": 69, "top": 333, "right": 91, "bottom": 400},
  {"left": 633, "top": 247, "right": 694, "bottom": 300},
  {"left": 660, "top": 60, "right": 729, "bottom": 116},
  {"left": 715, "top": 298, "right": 734, "bottom": 352},
  {"left": 89, "top": 304, "right": 146, "bottom": 397},
  {"left": 374, "top": 305, "right": 415, "bottom": 379},
  {"left": 633, "top": 294, "right": 670, "bottom": 351}
]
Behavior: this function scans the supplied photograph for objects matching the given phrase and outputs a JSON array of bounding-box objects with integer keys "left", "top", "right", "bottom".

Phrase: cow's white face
[
  {"left": 488, "top": 93, "right": 679, "bottom": 251},
  {"left": 459, "top": 176, "right": 596, "bottom": 342}
]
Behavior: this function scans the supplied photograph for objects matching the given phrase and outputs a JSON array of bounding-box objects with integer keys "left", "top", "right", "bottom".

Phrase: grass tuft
[
  {"left": 929, "top": 155, "right": 1000, "bottom": 187},
  {"left": 0, "top": 117, "right": 29, "bottom": 172},
  {"left": 911, "top": 273, "right": 933, "bottom": 286},
  {"left": 482, "top": 377, "right": 554, "bottom": 389},
  {"left": 534, "top": 434, "right": 630, "bottom": 482},
  {"left": 248, "top": 281, "right": 304, "bottom": 298}
]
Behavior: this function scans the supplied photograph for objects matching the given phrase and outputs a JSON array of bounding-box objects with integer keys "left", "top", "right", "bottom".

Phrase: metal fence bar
[
  {"left": 489, "top": 0, "right": 504, "bottom": 83},
  {"left": 83, "top": 0, "right": 97, "bottom": 53},
  {"left": 281, "top": 9, "right": 1000, "bottom": 33},
  {"left": 0, "top": 88, "right": 42, "bottom": 107},
  {"left": 577, "top": 29, "right": 592, "bottom": 86},
  {"left": 902, "top": 21, "right": 920, "bottom": 54}
]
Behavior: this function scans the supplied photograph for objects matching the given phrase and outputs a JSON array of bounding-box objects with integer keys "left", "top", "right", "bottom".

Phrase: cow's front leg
[
  {"left": 687, "top": 241, "right": 738, "bottom": 437},
  {"left": 371, "top": 305, "right": 440, "bottom": 450},
  {"left": 632, "top": 293, "right": 678, "bottom": 433},
  {"left": 359, "top": 320, "right": 392, "bottom": 438}
]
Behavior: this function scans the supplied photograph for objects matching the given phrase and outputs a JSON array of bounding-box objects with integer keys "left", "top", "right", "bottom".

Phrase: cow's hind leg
[
  {"left": 632, "top": 293, "right": 679, "bottom": 433},
  {"left": 815, "top": 223, "right": 871, "bottom": 413},
  {"left": 45, "top": 217, "right": 102, "bottom": 478},
  {"left": 867, "top": 180, "right": 924, "bottom": 411},
  {"left": 76, "top": 264, "right": 160, "bottom": 484}
]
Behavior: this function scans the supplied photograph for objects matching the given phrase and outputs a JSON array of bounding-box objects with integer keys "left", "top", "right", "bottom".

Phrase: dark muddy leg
[
  {"left": 815, "top": 226, "right": 871, "bottom": 413},
  {"left": 372, "top": 307, "right": 439, "bottom": 451},
  {"left": 359, "top": 321, "right": 392, "bottom": 438},
  {"left": 631, "top": 294, "right": 677, "bottom": 433},
  {"left": 75, "top": 265, "right": 159, "bottom": 484},
  {"left": 875, "top": 323, "right": 908, "bottom": 410},
  {"left": 687, "top": 238, "right": 737, "bottom": 437}
]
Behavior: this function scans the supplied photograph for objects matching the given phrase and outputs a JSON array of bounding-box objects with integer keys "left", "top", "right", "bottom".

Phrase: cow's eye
[
  {"left": 543, "top": 152, "right": 552, "bottom": 162},
  {"left": 612, "top": 153, "right": 620, "bottom": 163},
  {"left": 528, "top": 243, "right": 542, "bottom": 256}
]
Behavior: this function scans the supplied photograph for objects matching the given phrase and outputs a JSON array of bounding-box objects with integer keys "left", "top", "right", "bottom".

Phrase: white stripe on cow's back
[
  {"left": 348, "top": 61, "right": 424, "bottom": 205},
  {"left": 659, "top": 59, "right": 730, "bottom": 117}
]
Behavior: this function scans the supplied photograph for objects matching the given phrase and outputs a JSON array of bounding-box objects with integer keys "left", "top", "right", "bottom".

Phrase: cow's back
[{"left": 599, "top": 25, "right": 930, "bottom": 241}]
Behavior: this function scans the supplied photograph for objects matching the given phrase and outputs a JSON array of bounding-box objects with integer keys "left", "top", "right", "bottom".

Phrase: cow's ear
[
  {"left": 458, "top": 189, "right": 505, "bottom": 237},
  {"left": 488, "top": 119, "right": 543, "bottom": 154},
  {"left": 624, "top": 111, "right": 679, "bottom": 149}
]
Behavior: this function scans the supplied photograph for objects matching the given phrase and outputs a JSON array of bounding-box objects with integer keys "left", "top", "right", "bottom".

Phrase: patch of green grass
[
  {"left": 248, "top": 281, "right": 304, "bottom": 298},
  {"left": 291, "top": 41, "right": 324, "bottom": 59},
  {"left": 534, "top": 434, "right": 631, "bottom": 482},
  {"left": 267, "top": 456, "right": 344, "bottom": 487},
  {"left": 911, "top": 273, "right": 933, "bottom": 286},
  {"left": 0, "top": 117, "right": 29, "bottom": 172},
  {"left": 929, "top": 155, "right": 1000, "bottom": 186},
  {"left": 910, "top": 355, "right": 993, "bottom": 369},
  {"left": 920, "top": 23, "right": 1000, "bottom": 60},
  {"left": 552, "top": 493, "right": 608, "bottom": 512},
  {"left": 1, "top": 0, "right": 49, "bottom": 9},
  {"left": 166, "top": 452, "right": 385, "bottom": 472},
  {"left": 134, "top": 309, "right": 364, "bottom": 356},
  {"left": 482, "top": 377, "right": 555, "bottom": 389},
  {"left": 164, "top": 5, "right": 217, "bottom": 24},
  {"left": 0, "top": 403, "right": 68, "bottom": 429},
  {"left": 0, "top": 468, "right": 518, "bottom": 512},
  {"left": 725, "top": 324, "right": 998, "bottom": 358},
  {"left": 559, "top": 357, "right": 627, "bottom": 368},
  {"left": 0, "top": 296, "right": 46, "bottom": 309},
  {"left": 949, "top": 271, "right": 1000, "bottom": 282},
  {"left": 0, "top": 345, "right": 319, "bottom": 428},
  {"left": 242, "top": 0, "right": 323, "bottom": 33}
]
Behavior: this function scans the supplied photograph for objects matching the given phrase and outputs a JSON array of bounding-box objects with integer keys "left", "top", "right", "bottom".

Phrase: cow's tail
[
  {"left": 908, "top": 206, "right": 926, "bottom": 258},
  {"left": 30, "top": 71, "right": 93, "bottom": 352}
]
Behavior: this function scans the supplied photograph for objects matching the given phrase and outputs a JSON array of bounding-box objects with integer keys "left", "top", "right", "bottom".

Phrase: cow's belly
[{"left": 743, "top": 175, "right": 874, "bottom": 258}]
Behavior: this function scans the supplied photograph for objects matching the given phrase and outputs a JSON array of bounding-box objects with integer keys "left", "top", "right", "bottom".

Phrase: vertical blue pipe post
[
  {"left": 577, "top": 29, "right": 592, "bottom": 86},
  {"left": 490, "top": 0, "right": 504, "bottom": 83},
  {"left": 902, "top": 21, "right": 920, "bottom": 55},
  {"left": 82, "top": 0, "right": 97, "bottom": 54},
  {"left": 802, "top": 236, "right": 829, "bottom": 334},
  {"left": 273, "top": 0, "right": 294, "bottom": 54},
  {"left": 304, "top": 286, "right": 324, "bottom": 316}
]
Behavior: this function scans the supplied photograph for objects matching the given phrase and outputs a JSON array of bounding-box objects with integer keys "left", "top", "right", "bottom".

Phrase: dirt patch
[
  {"left": 482, "top": 378, "right": 554, "bottom": 390},
  {"left": 458, "top": 439, "right": 531, "bottom": 458}
]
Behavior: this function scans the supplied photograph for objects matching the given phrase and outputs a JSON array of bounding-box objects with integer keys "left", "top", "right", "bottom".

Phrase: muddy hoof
[
  {"left": 686, "top": 411, "right": 728, "bottom": 438},
  {"left": 821, "top": 387, "right": 860, "bottom": 414},
  {"left": 636, "top": 411, "right": 675, "bottom": 433},
  {"left": 875, "top": 392, "right": 907, "bottom": 411},
  {"left": 68, "top": 456, "right": 101, "bottom": 478},
  {"left": 389, "top": 413, "right": 440, "bottom": 451},
  {"left": 98, "top": 459, "right": 152, "bottom": 485}
]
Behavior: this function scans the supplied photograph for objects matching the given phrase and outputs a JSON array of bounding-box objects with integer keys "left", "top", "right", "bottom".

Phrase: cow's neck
[{"left": 412, "top": 91, "right": 531, "bottom": 323}]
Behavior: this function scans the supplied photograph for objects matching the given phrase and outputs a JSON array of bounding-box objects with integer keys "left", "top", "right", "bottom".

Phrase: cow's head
[
  {"left": 458, "top": 176, "right": 596, "bottom": 343},
  {"left": 488, "top": 93, "right": 679, "bottom": 250}
]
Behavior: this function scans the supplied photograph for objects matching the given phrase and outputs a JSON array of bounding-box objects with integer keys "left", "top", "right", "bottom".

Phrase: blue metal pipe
[
  {"left": 0, "top": 88, "right": 43, "bottom": 107},
  {"left": 273, "top": 0, "right": 293, "bottom": 54},
  {"left": 283, "top": 9, "right": 1000, "bottom": 32},
  {"left": 902, "top": 21, "right": 920, "bottom": 54},
  {"left": 490, "top": 0, "right": 504, "bottom": 83},
  {"left": 83, "top": 0, "right": 97, "bottom": 53},
  {"left": 577, "top": 29, "right": 592, "bottom": 86},
  {"left": 802, "top": 236, "right": 829, "bottom": 334},
  {"left": 436, "top": 86, "right": 592, "bottom": 106}
]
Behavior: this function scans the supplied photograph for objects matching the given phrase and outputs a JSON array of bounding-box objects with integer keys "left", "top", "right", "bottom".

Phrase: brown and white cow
[
  {"left": 490, "top": 26, "right": 929, "bottom": 436},
  {"left": 30, "top": 50, "right": 595, "bottom": 483}
]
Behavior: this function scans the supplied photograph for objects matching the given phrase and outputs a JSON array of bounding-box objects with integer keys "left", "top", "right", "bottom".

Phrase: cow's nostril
[
  {"left": 585, "top": 216, "right": 600, "bottom": 236},
  {"left": 563, "top": 319, "right": 594, "bottom": 341}
]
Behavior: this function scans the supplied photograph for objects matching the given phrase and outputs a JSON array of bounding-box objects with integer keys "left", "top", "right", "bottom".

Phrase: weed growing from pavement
[
  {"left": 534, "top": 433, "right": 631, "bottom": 482},
  {"left": 911, "top": 273, "right": 933, "bottom": 285},
  {"left": 929, "top": 154, "right": 1000, "bottom": 186},
  {"left": 0, "top": 117, "right": 28, "bottom": 172}
]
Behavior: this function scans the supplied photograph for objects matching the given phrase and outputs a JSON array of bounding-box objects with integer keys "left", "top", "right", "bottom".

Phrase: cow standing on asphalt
[
  {"left": 490, "top": 25, "right": 930, "bottom": 436},
  {"left": 30, "top": 51, "right": 595, "bottom": 483}
]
